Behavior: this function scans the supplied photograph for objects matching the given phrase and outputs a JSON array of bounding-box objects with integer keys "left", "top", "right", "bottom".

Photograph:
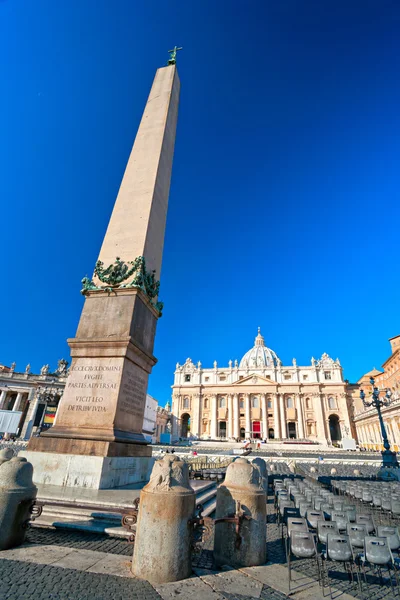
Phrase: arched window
[
  {"left": 306, "top": 397, "right": 311, "bottom": 409},
  {"left": 204, "top": 398, "right": 209, "bottom": 409},
  {"left": 219, "top": 397, "right": 226, "bottom": 408},
  {"left": 287, "top": 397, "right": 294, "bottom": 409},
  {"left": 183, "top": 397, "right": 190, "bottom": 409},
  {"left": 267, "top": 399, "right": 272, "bottom": 408},
  {"left": 328, "top": 397, "right": 336, "bottom": 410},
  {"left": 252, "top": 396, "right": 259, "bottom": 408}
]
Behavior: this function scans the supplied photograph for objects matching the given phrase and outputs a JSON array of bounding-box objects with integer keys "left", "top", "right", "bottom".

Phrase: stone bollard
[
  {"left": 0, "top": 457, "right": 37, "bottom": 550},
  {"left": 214, "top": 457, "right": 266, "bottom": 568},
  {"left": 252, "top": 457, "right": 268, "bottom": 493},
  {"left": 0, "top": 448, "right": 14, "bottom": 466},
  {"left": 132, "top": 455, "right": 196, "bottom": 584}
]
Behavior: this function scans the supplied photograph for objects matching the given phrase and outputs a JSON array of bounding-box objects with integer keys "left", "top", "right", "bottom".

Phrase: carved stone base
[
  {"left": 20, "top": 450, "right": 155, "bottom": 489},
  {"left": 27, "top": 436, "right": 152, "bottom": 458}
]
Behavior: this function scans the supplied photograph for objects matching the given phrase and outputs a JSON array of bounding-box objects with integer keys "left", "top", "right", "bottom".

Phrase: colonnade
[
  {"left": 0, "top": 389, "right": 27, "bottom": 411},
  {"left": 356, "top": 417, "right": 400, "bottom": 450}
]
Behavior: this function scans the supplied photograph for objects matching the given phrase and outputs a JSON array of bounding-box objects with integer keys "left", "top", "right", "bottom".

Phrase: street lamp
[{"left": 360, "top": 376, "right": 399, "bottom": 470}]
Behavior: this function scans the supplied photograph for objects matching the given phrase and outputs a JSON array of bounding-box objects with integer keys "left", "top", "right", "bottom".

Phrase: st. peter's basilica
[{"left": 171, "top": 329, "right": 352, "bottom": 444}]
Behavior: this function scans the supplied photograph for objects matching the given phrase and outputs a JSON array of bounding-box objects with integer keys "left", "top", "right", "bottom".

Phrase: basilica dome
[{"left": 239, "top": 328, "right": 280, "bottom": 369}]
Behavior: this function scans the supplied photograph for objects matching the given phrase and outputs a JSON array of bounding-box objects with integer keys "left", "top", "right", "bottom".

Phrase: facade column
[
  {"left": 261, "top": 393, "right": 268, "bottom": 440},
  {"left": 279, "top": 394, "right": 286, "bottom": 439},
  {"left": 296, "top": 394, "right": 304, "bottom": 439},
  {"left": 227, "top": 394, "right": 233, "bottom": 439},
  {"left": 313, "top": 392, "right": 327, "bottom": 443},
  {"left": 273, "top": 393, "right": 281, "bottom": 439},
  {"left": 245, "top": 393, "right": 251, "bottom": 438},
  {"left": 0, "top": 389, "right": 8, "bottom": 409},
  {"left": 192, "top": 393, "right": 201, "bottom": 439},
  {"left": 233, "top": 393, "right": 239, "bottom": 439},
  {"left": 210, "top": 395, "right": 217, "bottom": 439}
]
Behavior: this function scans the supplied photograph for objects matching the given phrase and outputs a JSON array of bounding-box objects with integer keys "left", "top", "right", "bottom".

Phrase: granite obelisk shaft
[{"left": 27, "top": 65, "right": 180, "bottom": 463}]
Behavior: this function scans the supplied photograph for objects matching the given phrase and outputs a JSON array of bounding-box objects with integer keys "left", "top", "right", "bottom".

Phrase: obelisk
[{"left": 23, "top": 53, "right": 181, "bottom": 489}]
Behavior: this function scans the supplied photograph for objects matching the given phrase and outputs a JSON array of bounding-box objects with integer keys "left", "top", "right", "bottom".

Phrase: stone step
[
  {"left": 202, "top": 499, "right": 216, "bottom": 518},
  {"left": 196, "top": 486, "right": 217, "bottom": 508},
  {"left": 32, "top": 480, "right": 217, "bottom": 537},
  {"left": 42, "top": 508, "right": 121, "bottom": 524}
]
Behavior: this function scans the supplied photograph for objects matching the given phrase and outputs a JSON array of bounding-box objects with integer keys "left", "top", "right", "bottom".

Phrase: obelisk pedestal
[{"left": 21, "top": 63, "right": 180, "bottom": 489}]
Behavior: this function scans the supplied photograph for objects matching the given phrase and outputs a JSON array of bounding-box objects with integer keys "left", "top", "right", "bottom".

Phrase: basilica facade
[{"left": 171, "top": 329, "right": 352, "bottom": 444}]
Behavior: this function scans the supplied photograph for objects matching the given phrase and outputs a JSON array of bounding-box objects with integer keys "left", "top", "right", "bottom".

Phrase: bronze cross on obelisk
[{"left": 167, "top": 46, "right": 183, "bottom": 65}]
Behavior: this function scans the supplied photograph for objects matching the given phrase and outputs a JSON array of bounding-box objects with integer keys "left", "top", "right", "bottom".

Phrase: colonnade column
[
  {"left": 368, "top": 424, "right": 374, "bottom": 446},
  {"left": 245, "top": 394, "right": 251, "bottom": 438},
  {"left": 273, "top": 393, "right": 281, "bottom": 439},
  {"left": 227, "top": 394, "right": 233, "bottom": 439},
  {"left": 21, "top": 389, "right": 40, "bottom": 440},
  {"left": 295, "top": 394, "right": 304, "bottom": 439},
  {"left": 391, "top": 419, "right": 400, "bottom": 448},
  {"left": 279, "top": 394, "right": 286, "bottom": 439},
  {"left": 357, "top": 426, "right": 362, "bottom": 444},
  {"left": 261, "top": 393, "right": 268, "bottom": 440},
  {"left": 210, "top": 395, "right": 218, "bottom": 439},
  {"left": 233, "top": 394, "right": 239, "bottom": 439},
  {"left": 12, "top": 392, "right": 24, "bottom": 411},
  {"left": 373, "top": 423, "right": 383, "bottom": 446},
  {"left": 0, "top": 389, "right": 8, "bottom": 409}
]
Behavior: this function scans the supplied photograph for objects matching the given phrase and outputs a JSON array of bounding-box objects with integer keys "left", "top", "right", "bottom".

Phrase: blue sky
[{"left": 1, "top": 0, "right": 399, "bottom": 405}]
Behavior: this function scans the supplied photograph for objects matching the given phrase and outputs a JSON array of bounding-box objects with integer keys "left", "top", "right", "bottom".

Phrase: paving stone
[
  {"left": 50, "top": 548, "right": 109, "bottom": 571},
  {"left": 86, "top": 552, "right": 133, "bottom": 577},
  {"left": 200, "top": 570, "right": 264, "bottom": 598},
  {"left": 0, "top": 544, "right": 74, "bottom": 565},
  {"left": 156, "top": 575, "right": 226, "bottom": 600}
]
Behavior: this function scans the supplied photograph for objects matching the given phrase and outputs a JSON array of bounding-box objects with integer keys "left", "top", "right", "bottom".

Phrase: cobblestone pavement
[
  {"left": 266, "top": 496, "right": 399, "bottom": 600},
  {"left": 3, "top": 493, "right": 398, "bottom": 600},
  {"left": 26, "top": 527, "right": 132, "bottom": 556},
  {"left": 0, "top": 558, "right": 161, "bottom": 600},
  {"left": 0, "top": 526, "right": 291, "bottom": 600},
  {"left": 0, "top": 554, "right": 292, "bottom": 600}
]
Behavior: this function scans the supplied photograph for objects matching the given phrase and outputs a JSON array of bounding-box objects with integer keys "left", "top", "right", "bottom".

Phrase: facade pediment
[{"left": 233, "top": 374, "right": 275, "bottom": 386}]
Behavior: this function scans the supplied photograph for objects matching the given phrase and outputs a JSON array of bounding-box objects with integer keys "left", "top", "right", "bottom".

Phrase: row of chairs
[
  {"left": 300, "top": 462, "right": 381, "bottom": 479},
  {"left": 190, "top": 469, "right": 225, "bottom": 481},
  {"left": 334, "top": 479, "right": 400, "bottom": 524},
  {"left": 274, "top": 476, "right": 400, "bottom": 598}
]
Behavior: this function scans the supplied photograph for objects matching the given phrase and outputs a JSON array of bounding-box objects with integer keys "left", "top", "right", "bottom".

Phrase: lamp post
[{"left": 360, "top": 376, "right": 399, "bottom": 470}]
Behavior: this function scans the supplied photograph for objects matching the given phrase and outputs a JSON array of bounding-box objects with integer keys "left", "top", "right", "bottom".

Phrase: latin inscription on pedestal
[{"left": 55, "top": 357, "right": 148, "bottom": 435}]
